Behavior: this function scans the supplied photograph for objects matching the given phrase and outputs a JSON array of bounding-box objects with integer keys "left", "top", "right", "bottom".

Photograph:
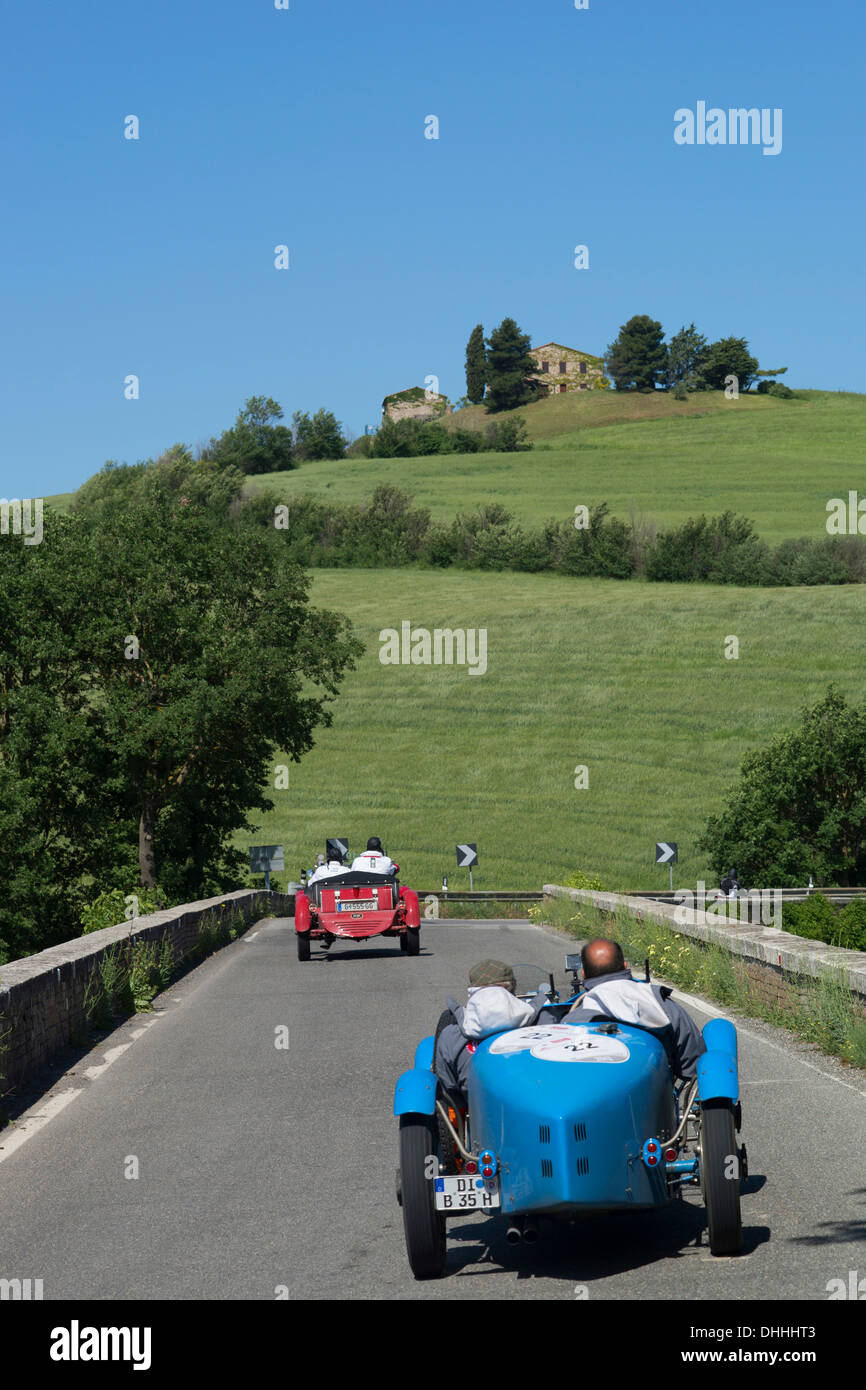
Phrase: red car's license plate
[{"left": 336, "top": 900, "right": 377, "bottom": 911}]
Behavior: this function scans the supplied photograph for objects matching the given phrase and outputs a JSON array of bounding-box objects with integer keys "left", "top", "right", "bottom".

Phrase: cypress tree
[{"left": 465, "top": 323, "right": 487, "bottom": 403}]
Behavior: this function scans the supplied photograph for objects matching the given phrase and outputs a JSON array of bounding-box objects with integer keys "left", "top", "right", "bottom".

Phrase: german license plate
[
  {"left": 434, "top": 1176, "right": 500, "bottom": 1211},
  {"left": 336, "top": 900, "right": 376, "bottom": 911}
]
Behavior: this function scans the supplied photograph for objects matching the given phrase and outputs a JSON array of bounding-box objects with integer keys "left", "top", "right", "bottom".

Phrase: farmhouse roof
[
  {"left": 532, "top": 341, "right": 603, "bottom": 359},
  {"left": 381, "top": 385, "right": 446, "bottom": 405}
]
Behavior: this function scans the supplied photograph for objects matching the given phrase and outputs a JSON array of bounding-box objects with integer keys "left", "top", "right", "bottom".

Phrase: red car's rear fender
[
  {"left": 295, "top": 893, "right": 311, "bottom": 933},
  {"left": 401, "top": 889, "right": 420, "bottom": 928}
]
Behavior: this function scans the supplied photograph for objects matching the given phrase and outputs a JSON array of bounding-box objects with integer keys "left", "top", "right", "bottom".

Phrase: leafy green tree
[
  {"left": 699, "top": 687, "right": 866, "bottom": 886},
  {"left": 465, "top": 323, "right": 487, "bottom": 404},
  {"left": 0, "top": 518, "right": 139, "bottom": 958},
  {"left": 291, "top": 408, "right": 347, "bottom": 461},
  {"left": 698, "top": 338, "right": 759, "bottom": 393},
  {"left": 68, "top": 490, "right": 361, "bottom": 889},
  {"left": 205, "top": 396, "right": 296, "bottom": 474},
  {"left": 0, "top": 494, "right": 362, "bottom": 957},
  {"left": 605, "top": 315, "right": 667, "bottom": 391},
  {"left": 74, "top": 447, "right": 245, "bottom": 519},
  {"left": 484, "top": 318, "right": 536, "bottom": 413},
  {"left": 485, "top": 417, "right": 532, "bottom": 452},
  {"left": 666, "top": 323, "right": 709, "bottom": 390}
]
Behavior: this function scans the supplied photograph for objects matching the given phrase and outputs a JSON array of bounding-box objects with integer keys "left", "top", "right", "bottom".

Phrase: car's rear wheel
[
  {"left": 700, "top": 1101, "right": 743, "bottom": 1255},
  {"left": 433, "top": 1009, "right": 460, "bottom": 1173},
  {"left": 296, "top": 934, "right": 311, "bottom": 962},
  {"left": 405, "top": 927, "right": 420, "bottom": 956},
  {"left": 399, "top": 1114, "right": 446, "bottom": 1279}
]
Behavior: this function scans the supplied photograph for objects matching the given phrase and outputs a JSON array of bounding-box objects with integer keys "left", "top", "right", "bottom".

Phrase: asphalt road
[{"left": 1, "top": 916, "right": 864, "bottom": 1301}]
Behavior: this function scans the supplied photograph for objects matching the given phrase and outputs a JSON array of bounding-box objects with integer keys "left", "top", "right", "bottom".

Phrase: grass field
[
  {"left": 242, "top": 568, "right": 866, "bottom": 893},
  {"left": 241, "top": 390, "right": 866, "bottom": 546},
  {"left": 46, "top": 391, "right": 866, "bottom": 548}
]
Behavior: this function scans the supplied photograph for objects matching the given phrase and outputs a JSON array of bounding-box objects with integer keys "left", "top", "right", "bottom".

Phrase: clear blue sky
[{"left": 2, "top": 0, "right": 864, "bottom": 496}]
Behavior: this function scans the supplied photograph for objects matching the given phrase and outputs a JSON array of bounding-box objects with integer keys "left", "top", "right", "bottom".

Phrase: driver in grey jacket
[{"left": 564, "top": 938, "right": 706, "bottom": 1080}]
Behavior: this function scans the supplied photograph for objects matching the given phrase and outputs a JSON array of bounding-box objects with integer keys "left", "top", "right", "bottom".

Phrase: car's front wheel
[
  {"left": 296, "top": 934, "right": 311, "bottom": 962},
  {"left": 700, "top": 1101, "right": 743, "bottom": 1255},
  {"left": 399, "top": 1114, "right": 446, "bottom": 1279}
]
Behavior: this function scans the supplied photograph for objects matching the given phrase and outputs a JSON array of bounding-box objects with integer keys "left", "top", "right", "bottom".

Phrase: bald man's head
[{"left": 581, "top": 938, "right": 625, "bottom": 980}]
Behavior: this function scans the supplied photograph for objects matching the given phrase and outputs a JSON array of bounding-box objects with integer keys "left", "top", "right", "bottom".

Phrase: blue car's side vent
[
  {"left": 574, "top": 1122, "right": 587, "bottom": 1142},
  {"left": 541, "top": 1159, "right": 554, "bottom": 1178},
  {"left": 575, "top": 1156, "right": 590, "bottom": 1177},
  {"left": 539, "top": 1125, "right": 551, "bottom": 1144}
]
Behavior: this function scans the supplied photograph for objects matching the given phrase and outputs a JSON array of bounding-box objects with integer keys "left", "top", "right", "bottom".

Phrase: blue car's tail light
[
  {"left": 479, "top": 1150, "right": 497, "bottom": 1176},
  {"left": 642, "top": 1138, "right": 662, "bottom": 1168}
]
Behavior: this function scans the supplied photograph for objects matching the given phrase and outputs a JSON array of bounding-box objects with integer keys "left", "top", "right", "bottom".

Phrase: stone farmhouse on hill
[
  {"left": 382, "top": 386, "right": 451, "bottom": 424},
  {"left": 528, "top": 342, "right": 607, "bottom": 394}
]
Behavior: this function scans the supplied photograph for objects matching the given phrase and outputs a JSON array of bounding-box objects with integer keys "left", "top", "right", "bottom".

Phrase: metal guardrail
[
  {"left": 624, "top": 888, "right": 866, "bottom": 906},
  {"left": 420, "top": 891, "right": 544, "bottom": 902}
]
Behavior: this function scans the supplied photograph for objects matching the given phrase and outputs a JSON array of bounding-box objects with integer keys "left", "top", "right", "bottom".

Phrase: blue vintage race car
[{"left": 393, "top": 960, "right": 745, "bottom": 1279}]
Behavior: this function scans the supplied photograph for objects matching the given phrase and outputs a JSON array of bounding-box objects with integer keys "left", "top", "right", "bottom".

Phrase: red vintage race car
[{"left": 294, "top": 870, "right": 421, "bottom": 960}]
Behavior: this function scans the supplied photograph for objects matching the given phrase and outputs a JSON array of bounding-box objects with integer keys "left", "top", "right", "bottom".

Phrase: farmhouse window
[
  {"left": 559, "top": 383, "right": 567, "bottom": 393},
  {"left": 580, "top": 360, "right": 587, "bottom": 374},
  {"left": 559, "top": 360, "right": 567, "bottom": 374},
  {"left": 541, "top": 360, "right": 549, "bottom": 373}
]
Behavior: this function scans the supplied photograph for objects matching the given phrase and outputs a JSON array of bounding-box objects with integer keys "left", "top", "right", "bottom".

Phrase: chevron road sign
[
  {"left": 655, "top": 841, "right": 678, "bottom": 890},
  {"left": 456, "top": 843, "right": 478, "bottom": 890}
]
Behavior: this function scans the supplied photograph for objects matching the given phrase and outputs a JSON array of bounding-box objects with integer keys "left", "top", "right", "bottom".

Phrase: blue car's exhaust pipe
[{"left": 506, "top": 1216, "right": 539, "bottom": 1245}]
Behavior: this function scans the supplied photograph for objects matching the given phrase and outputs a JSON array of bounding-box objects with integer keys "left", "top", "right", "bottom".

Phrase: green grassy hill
[
  {"left": 243, "top": 390, "right": 865, "bottom": 546},
  {"left": 244, "top": 568, "right": 866, "bottom": 892},
  {"left": 38, "top": 388, "right": 866, "bottom": 896}
]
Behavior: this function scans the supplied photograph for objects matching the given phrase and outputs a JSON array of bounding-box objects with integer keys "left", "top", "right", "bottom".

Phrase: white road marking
[
  {"left": 245, "top": 931, "right": 260, "bottom": 942},
  {"left": 0, "top": 1089, "right": 82, "bottom": 1163},
  {"left": 670, "top": 987, "right": 866, "bottom": 1100},
  {"left": 84, "top": 1042, "right": 134, "bottom": 1079},
  {"left": 0, "top": 1012, "right": 164, "bottom": 1158}
]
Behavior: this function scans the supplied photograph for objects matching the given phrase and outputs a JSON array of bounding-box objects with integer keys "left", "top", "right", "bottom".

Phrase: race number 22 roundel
[{"left": 489, "top": 1025, "right": 630, "bottom": 1063}]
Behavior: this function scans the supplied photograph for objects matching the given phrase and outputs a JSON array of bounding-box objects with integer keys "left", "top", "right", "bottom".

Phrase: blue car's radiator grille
[
  {"left": 541, "top": 1159, "right": 554, "bottom": 1178},
  {"left": 538, "top": 1125, "right": 551, "bottom": 1144},
  {"left": 574, "top": 1122, "right": 587, "bottom": 1142},
  {"left": 576, "top": 1156, "right": 590, "bottom": 1177}
]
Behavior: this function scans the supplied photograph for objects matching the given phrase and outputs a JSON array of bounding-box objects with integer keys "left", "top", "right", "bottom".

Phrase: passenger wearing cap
[
  {"left": 434, "top": 959, "right": 555, "bottom": 1100},
  {"left": 564, "top": 938, "right": 706, "bottom": 1081},
  {"left": 350, "top": 837, "right": 397, "bottom": 875}
]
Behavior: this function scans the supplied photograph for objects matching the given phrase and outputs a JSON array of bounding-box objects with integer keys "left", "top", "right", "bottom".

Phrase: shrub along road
[{"left": 0, "top": 916, "right": 863, "bottom": 1300}]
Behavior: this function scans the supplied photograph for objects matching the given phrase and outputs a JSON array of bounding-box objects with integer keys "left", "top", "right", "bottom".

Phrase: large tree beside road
[
  {"left": 699, "top": 687, "right": 866, "bottom": 887},
  {"left": 0, "top": 493, "right": 361, "bottom": 957}
]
